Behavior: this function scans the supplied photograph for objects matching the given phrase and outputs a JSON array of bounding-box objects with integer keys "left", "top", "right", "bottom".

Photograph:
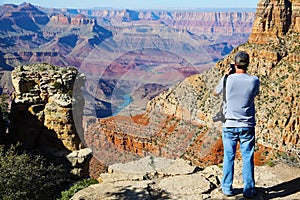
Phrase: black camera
[
  {"left": 229, "top": 63, "right": 235, "bottom": 74},
  {"left": 212, "top": 111, "right": 225, "bottom": 123}
]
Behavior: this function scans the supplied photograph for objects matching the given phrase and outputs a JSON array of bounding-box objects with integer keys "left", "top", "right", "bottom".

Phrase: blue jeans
[{"left": 221, "top": 127, "right": 256, "bottom": 197}]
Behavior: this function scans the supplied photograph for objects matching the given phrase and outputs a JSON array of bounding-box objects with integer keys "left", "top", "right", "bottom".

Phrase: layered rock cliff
[
  {"left": 49, "top": 13, "right": 97, "bottom": 26},
  {"left": 249, "top": 0, "right": 300, "bottom": 44},
  {"left": 9, "top": 63, "right": 91, "bottom": 176},
  {"left": 10, "top": 63, "right": 84, "bottom": 151},
  {"left": 74, "top": 9, "right": 255, "bottom": 36}
]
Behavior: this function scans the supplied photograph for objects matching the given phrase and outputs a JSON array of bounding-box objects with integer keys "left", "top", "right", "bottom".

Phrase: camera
[
  {"left": 212, "top": 111, "right": 225, "bottom": 123},
  {"left": 229, "top": 63, "right": 235, "bottom": 74}
]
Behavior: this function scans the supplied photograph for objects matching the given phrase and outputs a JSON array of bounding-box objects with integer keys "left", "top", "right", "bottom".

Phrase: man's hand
[{"left": 226, "top": 64, "right": 235, "bottom": 75}]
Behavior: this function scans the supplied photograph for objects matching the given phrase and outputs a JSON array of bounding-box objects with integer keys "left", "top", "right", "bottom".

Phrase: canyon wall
[
  {"left": 249, "top": 0, "right": 300, "bottom": 44},
  {"left": 72, "top": 9, "right": 255, "bottom": 36}
]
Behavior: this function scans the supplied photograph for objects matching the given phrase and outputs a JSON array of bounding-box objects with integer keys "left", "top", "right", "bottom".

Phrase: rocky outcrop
[
  {"left": 9, "top": 63, "right": 91, "bottom": 176},
  {"left": 72, "top": 156, "right": 218, "bottom": 200},
  {"left": 66, "top": 148, "right": 93, "bottom": 177},
  {"left": 249, "top": 0, "right": 300, "bottom": 44},
  {"left": 10, "top": 63, "right": 84, "bottom": 151},
  {"left": 72, "top": 156, "right": 300, "bottom": 200}
]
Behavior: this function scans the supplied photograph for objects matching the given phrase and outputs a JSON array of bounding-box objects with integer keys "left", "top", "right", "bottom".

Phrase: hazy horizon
[{"left": 0, "top": 0, "right": 259, "bottom": 10}]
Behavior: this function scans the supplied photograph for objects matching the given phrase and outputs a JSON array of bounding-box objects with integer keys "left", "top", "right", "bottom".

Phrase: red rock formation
[{"left": 85, "top": 107, "right": 224, "bottom": 170}]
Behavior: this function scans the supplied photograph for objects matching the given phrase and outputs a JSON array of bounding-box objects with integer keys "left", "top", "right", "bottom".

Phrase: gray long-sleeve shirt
[{"left": 214, "top": 73, "right": 260, "bottom": 127}]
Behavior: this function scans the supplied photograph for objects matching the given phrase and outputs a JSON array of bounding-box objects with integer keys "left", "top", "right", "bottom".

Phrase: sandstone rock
[
  {"left": 100, "top": 156, "right": 196, "bottom": 183},
  {"left": 156, "top": 158, "right": 196, "bottom": 176},
  {"left": 66, "top": 148, "right": 93, "bottom": 177},
  {"left": 249, "top": 0, "right": 300, "bottom": 44},
  {"left": 108, "top": 156, "right": 195, "bottom": 175},
  {"left": 49, "top": 14, "right": 70, "bottom": 24},
  {"left": 48, "top": 93, "right": 72, "bottom": 107},
  {"left": 73, "top": 157, "right": 300, "bottom": 200},
  {"left": 74, "top": 157, "right": 209, "bottom": 200},
  {"left": 71, "top": 180, "right": 153, "bottom": 200},
  {"left": 67, "top": 148, "right": 93, "bottom": 166},
  {"left": 9, "top": 64, "right": 91, "bottom": 176},
  {"left": 151, "top": 173, "right": 211, "bottom": 200},
  {"left": 10, "top": 64, "right": 83, "bottom": 151}
]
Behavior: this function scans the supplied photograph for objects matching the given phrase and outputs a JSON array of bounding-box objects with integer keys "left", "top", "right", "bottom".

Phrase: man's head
[{"left": 234, "top": 51, "right": 249, "bottom": 69}]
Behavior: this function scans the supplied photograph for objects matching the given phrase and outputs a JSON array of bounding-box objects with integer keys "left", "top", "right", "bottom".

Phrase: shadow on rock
[
  {"left": 267, "top": 177, "right": 300, "bottom": 199},
  {"left": 105, "top": 185, "right": 171, "bottom": 200}
]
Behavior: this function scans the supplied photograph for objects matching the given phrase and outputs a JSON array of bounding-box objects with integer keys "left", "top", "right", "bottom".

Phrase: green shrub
[
  {"left": 59, "top": 178, "right": 98, "bottom": 200},
  {"left": 265, "top": 160, "right": 275, "bottom": 167},
  {"left": 0, "top": 93, "right": 9, "bottom": 131},
  {"left": 0, "top": 144, "right": 71, "bottom": 200}
]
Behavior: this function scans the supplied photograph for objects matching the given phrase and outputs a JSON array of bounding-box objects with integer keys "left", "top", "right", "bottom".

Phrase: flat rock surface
[{"left": 72, "top": 157, "right": 300, "bottom": 200}]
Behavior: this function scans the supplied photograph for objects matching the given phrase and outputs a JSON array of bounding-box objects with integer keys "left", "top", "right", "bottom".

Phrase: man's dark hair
[{"left": 234, "top": 51, "right": 249, "bottom": 69}]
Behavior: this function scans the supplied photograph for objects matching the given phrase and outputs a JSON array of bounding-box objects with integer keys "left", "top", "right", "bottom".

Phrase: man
[{"left": 213, "top": 51, "right": 260, "bottom": 198}]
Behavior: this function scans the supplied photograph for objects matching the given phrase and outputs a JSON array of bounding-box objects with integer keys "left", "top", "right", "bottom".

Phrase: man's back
[
  {"left": 216, "top": 51, "right": 259, "bottom": 199},
  {"left": 224, "top": 73, "right": 260, "bottom": 127}
]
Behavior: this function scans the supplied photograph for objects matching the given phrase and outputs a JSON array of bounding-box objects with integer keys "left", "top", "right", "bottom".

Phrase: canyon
[
  {"left": 0, "top": 0, "right": 299, "bottom": 187},
  {"left": 84, "top": 0, "right": 300, "bottom": 178},
  {"left": 0, "top": 3, "right": 255, "bottom": 116}
]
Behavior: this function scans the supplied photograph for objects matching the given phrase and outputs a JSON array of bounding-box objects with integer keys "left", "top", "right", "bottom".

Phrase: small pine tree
[{"left": 0, "top": 144, "right": 72, "bottom": 200}]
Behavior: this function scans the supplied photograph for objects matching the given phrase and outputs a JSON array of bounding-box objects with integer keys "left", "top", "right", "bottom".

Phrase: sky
[{"left": 0, "top": 0, "right": 259, "bottom": 10}]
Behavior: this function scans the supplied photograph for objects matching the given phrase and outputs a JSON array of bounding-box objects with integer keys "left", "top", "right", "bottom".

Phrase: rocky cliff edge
[
  {"left": 72, "top": 156, "right": 300, "bottom": 200},
  {"left": 9, "top": 63, "right": 91, "bottom": 177}
]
